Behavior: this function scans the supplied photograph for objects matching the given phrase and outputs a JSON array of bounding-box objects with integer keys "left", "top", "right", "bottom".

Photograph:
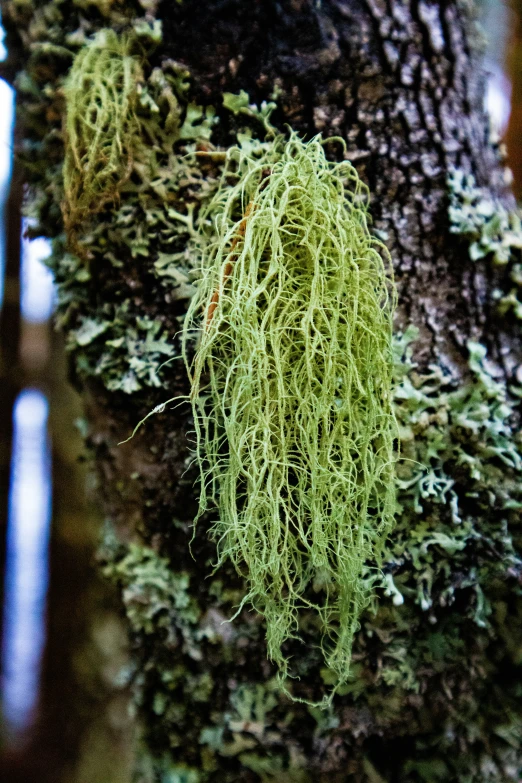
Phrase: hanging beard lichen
[
  {"left": 62, "top": 28, "right": 143, "bottom": 244},
  {"left": 183, "top": 133, "right": 398, "bottom": 704}
]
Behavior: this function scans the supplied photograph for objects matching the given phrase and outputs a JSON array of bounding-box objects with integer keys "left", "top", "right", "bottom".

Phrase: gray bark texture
[{"left": 2, "top": 0, "right": 522, "bottom": 781}]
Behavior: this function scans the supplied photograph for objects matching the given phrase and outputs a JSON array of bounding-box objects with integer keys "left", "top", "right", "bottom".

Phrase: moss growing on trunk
[{"left": 62, "top": 28, "right": 143, "bottom": 246}]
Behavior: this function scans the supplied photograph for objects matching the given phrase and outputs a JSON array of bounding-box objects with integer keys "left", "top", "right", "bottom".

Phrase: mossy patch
[{"left": 62, "top": 28, "right": 144, "bottom": 246}]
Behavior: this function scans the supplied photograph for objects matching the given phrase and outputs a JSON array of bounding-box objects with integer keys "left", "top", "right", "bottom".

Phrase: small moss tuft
[{"left": 62, "top": 28, "right": 143, "bottom": 246}]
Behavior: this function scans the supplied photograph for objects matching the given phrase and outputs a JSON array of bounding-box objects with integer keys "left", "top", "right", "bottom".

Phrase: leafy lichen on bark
[
  {"left": 98, "top": 329, "right": 522, "bottom": 781},
  {"left": 3, "top": 0, "right": 522, "bottom": 781},
  {"left": 448, "top": 167, "right": 522, "bottom": 320}
]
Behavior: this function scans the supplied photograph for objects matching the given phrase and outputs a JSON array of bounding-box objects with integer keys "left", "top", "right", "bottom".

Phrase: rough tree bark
[{"left": 2, "top": 0, "right": 522, "bottom": 781}]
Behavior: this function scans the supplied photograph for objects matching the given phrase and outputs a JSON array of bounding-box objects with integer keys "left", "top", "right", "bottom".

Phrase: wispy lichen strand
[{"left": 183, "top": 133, "right": 398, "bottom": 701}]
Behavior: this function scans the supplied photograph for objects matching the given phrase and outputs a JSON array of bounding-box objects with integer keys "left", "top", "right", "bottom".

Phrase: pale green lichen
[
  {"left": 388, "top": 329, "right": 522, "bottom": 625},
  {"left": 102, "top": 542, "right": 201, "bottom": 641},
  {"left": 183, "top": 132, "right": 398, "bottom": 703},
  {"left": 394, "top": 327, "right": 521, "bottom": 527},
  {"left": 101, "top": 324, "right": 522, "bottom": 778},
  {"left": 63, "top": 28, "right": 144, "bottom": 242},
  {"left": 56, "top": 54, "right": 223, "bottom": 395},
  {"left": 222, "top": 89, "right": 277, "bottom": 134},
  {"left": 448, "top": 168, "right": 522, "bottom": 318},
  {"left": 69, "top": 306, "right": 176, "bottom": 393},
  {"left": 136, "top": 753, "right": 202, "bottom": 783}
]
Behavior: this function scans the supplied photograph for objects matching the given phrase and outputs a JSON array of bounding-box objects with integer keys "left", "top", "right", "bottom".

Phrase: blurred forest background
[{"left": 0, "top": 1, "right": 520, "bottom": 781}]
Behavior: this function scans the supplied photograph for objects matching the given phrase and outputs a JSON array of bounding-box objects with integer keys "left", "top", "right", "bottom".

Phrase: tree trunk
[{"left": 3, "top": 0, "right": 522, "bottom": 781}]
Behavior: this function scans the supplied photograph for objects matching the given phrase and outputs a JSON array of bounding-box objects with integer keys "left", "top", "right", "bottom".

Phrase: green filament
[
  {"left": 62, "top": 29, "right": 142, "bottom": 240},
  {"left": 183, "top": 133, "right": 398, "bottom": 703}
]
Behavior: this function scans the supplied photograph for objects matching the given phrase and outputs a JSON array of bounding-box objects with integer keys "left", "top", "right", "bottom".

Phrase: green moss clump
[
  {"left": 52, "top": 54, "right": 223, "bottom": 397},
  {"left": 183, "top": 132, "right": 398, "bottom": 702},
  {"left": 62, "top": 28, "right": 143, "bottom": 244}
]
